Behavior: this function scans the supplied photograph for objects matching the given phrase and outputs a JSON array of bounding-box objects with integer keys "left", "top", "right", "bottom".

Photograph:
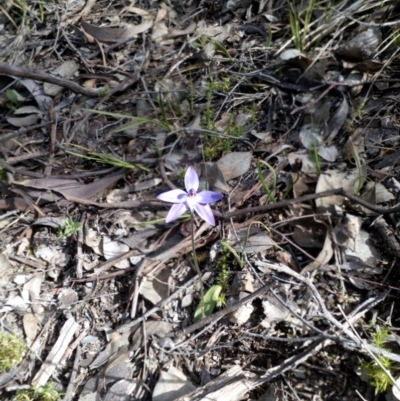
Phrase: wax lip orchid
[{"left": 157, "top": 166, "right": 223, "bottom": 225}]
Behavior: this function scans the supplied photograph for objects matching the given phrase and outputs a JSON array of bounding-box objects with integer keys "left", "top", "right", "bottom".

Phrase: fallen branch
[
  {"left": 0, "top": 62, "right": 106, "bottom": 97},
  {"left": 214, "top": 188, "right": 400, "bottom": 218}
]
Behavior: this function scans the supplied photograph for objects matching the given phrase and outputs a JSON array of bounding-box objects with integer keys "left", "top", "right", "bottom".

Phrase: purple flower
[{"left": 158, "top": 166, "right": 223, "bottom": 225}]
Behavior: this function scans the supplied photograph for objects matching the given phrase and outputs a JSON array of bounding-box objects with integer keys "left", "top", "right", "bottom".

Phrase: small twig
[
  {"left": 9, "top": 255, "right": 46, "bottom": 270},
  {"left": 44, "top": 99, "right": 57, "bottom": 177},
  {"left": 0, "top": 159, "right": 119, "bottom": 179},
  {"left": 252, "top": 338, "right": 327, "bottom": 387},
  {"left": 130, "top": 260, "right": 147, "bottom": 319},
  {"left": 92, "top": 249, "right": 138, "bottom": 275},
  {"left": 159, "top": 160, "right": 177, "bottom": 190},
  {"left": 0, "top": 122, "right": 54, "bottom": 144},
  {"left": 338, "top": 304, "right": 400, "bottom": 393},
  {"left": 63, "top": 345, "right": 82, "bottom": 401},
  {"left": 214, "top": 188, "right": 400, "bottom": 219},
  {"left": 86, "top": 36, "right": 138, "bottom": 60},
  {"left": 5, "top": 152, "right": 48, "bottom": 165},
  {"left": 332, "top": 7, "right": 400, "bottom": 27},
  {"left": 117, "top": 275, "right": 200, "bottom": 334},
  {"left": 0, "top": 62, "right": 105, "bottom": 97},
  {"left": 178, "top": 282, "right": 274, "bottom": 336},
  {"left": 257, "top": 261, "right": 400, "bottom": 363}
]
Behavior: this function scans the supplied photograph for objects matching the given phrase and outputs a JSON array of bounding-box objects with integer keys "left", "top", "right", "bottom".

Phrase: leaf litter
[{"left": 2, "top": 0, "right": 400, "bottom": 400}]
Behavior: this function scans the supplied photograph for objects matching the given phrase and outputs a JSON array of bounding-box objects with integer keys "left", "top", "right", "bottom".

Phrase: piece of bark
[
  {"left": 174, "top": 365, "right": 255, "bottom": 401},
  {"left": 32, "top": 317, "right": 79, "bottom": 387}
]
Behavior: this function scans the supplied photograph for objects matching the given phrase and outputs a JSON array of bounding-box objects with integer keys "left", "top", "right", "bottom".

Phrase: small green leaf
[
  {"left": 6, "top": 89, "right": 19, "bottom": 105},
  {"left": 209, "top": 38, "right": 233, "bottom": 61},
  {"left": 194, "top": 285, "right": 222, "bottom": 322}
]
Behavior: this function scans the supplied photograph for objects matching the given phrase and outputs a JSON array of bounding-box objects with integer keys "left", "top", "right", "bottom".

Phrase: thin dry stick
[
  {"left": 178, "top": 281, "right": 274, "bottom": 336},
  {"left": 251, "top": 289, "right": 390, "bottom": 387},
  {"left": 130, "top": 260, "right": 147, "bottom": 319},
  {"left": 63, "top": 345, "right": 82, "bottom": 401},
  {"left": 0, "top": 62, "right": 105, "bottom": 97},
  {"left": 257, "top": 261, "right": 400, "bottom": 362},
  {"left": 117, "top": 275, "right": 200, "bottom": 334},
  {"left": 338, "top": 304, "right": 400, "bottom": 393},
  {"left": 215, "top": 188, "right": 400, "bottom": 218}
]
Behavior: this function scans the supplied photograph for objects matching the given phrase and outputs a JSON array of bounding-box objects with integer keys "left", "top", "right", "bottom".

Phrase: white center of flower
[{"left": 186, "top": 189, "right": 197, "bottom": 210}]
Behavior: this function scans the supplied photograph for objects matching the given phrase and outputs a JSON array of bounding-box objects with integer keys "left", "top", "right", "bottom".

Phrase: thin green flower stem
[{"left": 191, "top": 214, "right": 205, "bottom": 319}]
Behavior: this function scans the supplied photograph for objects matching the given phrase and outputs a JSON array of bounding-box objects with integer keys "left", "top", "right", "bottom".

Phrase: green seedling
[
  {"left": 209, "top": 38, "right": 233, "bottom": 61},
  {"left": 289, "top": 8, "right": 302, "bottom": 51},
  {"left": 257, "top": 159, "right": 278, "bottom": 203},
  {"left": 245, "top": 103, "right": 259, "bottom": 124},
  {"left": 393, "top": 28, "right": 400, "bottom": 47},
  {"left": 38, "top": 0, "right": 44, "bottom": 22},
  {"left": 282, "top": 172, "right": 300, "bottom": 200},
  {"left": 220, "top": 240, "right": 243, "bottom": 268},
  {"left": 194, "top": 285, "right": 223, "bottom": 322},
  {"left": 352, "top": 150, "right": 366, "bottom": 196},
  {"left": 287, "top": 0, "right": 317, "bottom": 51},
  {"left": 65, "top": 144, "right": 149, "bottom": 172},
  {"left": 203, "top": 110, "right": 243, "bottom": 161},
  {"left": 0, "top": 331, "right": 26, "bottom": 373},
  {"left": 202, "top": 79, "right": 243, "bottom": 159},
  {"left": 192, "top": 37, "right": 232, "bottom": 61},
  {"left": 310, "top": 141, "right": 322, "bottom": 175},
  {"left": 6, "top": 89, "right": 19, "bottom": 106},
  {"left": 265, "top": 25, "right": 273, "bottom": 47},
  {"left": 98, "top": 86, "right": 110, "bottom": 97},
  {"left": 6, "top": 0, "right": 45, "bottom": 28},
  {"left": 194, "top": 239, "right": 241, "bottom": 321},
  {"left": 0, "top": 167, "right": 7, "bottom": 181},
  {"left": 57, "top": 218, "right": 81, "bottom": 239},
  {"left": 215, "top": 240, "right": 242, "bottom": 307},
  {"left": 360, "top": 327, "right": 398, "bottom": 394},
  {"left": 16, "top": 382, "right": 63, "bottom": 401}
]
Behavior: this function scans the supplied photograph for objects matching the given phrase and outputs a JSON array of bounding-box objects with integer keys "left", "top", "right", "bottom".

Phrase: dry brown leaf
[
  {"left": 315, "top": 168, "right": 366, "bottom": 210},
  {"left": 167, "top": 21, "right": 196, "bottom": 38},
  {"left": 0, "top": 254, "right": 12, "bottom": 287},
  {"left": 43, "top": 60, "right": 79, "bottom": 96},
  {"left": 6, "top": 114, "right": 40, "bottom": 127},
  {"left": 131, "top": 321, "right": 173, "bottom": 350},
  {"left": 152, "top": 366, "right": 196, "bottom": 401},
  {"left": 23, "top": 313, "right": 39, "bottom": 345},
  {"left": 217, "top": 151, "right": 252, "bottom": 181},
  {"left": 32, "top": 317, "right": 79, "bottom": 386},
  {"left": 154, "top": 8, "right": 167, "bottom": 24},
  {"left": 104, "top": 379, "right": 138, "bottom": 401},
  {"left": 102, "top": 237, "right": 130, "bottom": 269},
  {"left": 326, "top": 95, "right": 349, "bottom": 144},
  {"left": 139, "top": 267, "right": 171, "bottom": 305},
  {"left": 17, "top": 171, "right": 125, "bottom": 203},
  {"left": 81, "top": 11, "right": 153, "bottom": 44},
  {"left": 333, "top": 214, "right": 362, "bottom": 248},
  {"left": 301, "top": 232, "right": 333, "bottom": 273}
]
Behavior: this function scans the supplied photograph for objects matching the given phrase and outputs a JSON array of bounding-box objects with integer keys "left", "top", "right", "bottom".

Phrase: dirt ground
[{"left": 1, "top": 0, "right": 400, "bottom": 400}]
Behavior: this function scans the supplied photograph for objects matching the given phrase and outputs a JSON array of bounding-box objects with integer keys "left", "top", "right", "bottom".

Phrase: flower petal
[
  {"left": 157, "top": 189, "right": 187, "bottom": 203},
  {"left": 185, "top": 166, "right": 199, "bottom": 192},
  {"left": 194, "top": 203, "right": 216, "bottom": 226},
  {"left": 165, "top": 203, "right": 188, "bottom": 223},
  {"left": 196, "top": 190, "right": 223, "bottom": 204}
]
